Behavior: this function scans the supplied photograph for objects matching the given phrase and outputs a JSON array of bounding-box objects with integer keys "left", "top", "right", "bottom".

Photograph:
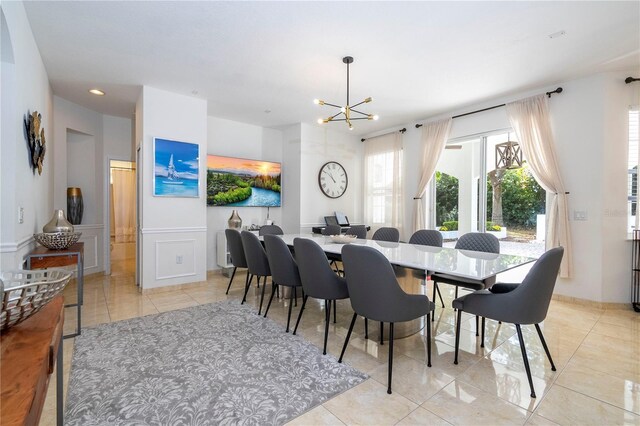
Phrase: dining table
[{"left": 271, "top": 233, "right": 537, "bottom": 339}]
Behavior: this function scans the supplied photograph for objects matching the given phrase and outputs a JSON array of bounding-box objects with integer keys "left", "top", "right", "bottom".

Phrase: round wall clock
[{"left": 318, "top": 161, "right": 348, "bottom": 198}]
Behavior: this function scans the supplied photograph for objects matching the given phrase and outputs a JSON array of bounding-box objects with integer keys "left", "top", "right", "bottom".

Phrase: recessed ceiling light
[
  {"left": 548, "top": 30, "right": 566, "bottom": 39},
  {"left": 89, "top": 89, "right": 105, "bottom": 96}
]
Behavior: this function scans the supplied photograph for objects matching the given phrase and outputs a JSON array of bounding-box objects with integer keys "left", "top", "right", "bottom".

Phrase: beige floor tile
[
  {"left": 597, "top": 309, "right": 640, "bottom": 328},
  {"left": 590, "top": 320, "right": 640, "bottom": 343},
  {"left": 556, "top": 361, "right": 640, "bottom": 415},
  {"left": 456, "top": 357, "right": 553, "bottom": 411},
  {"left": 395, "top": 407, "right": 453, "bottom": 426},
  {"left": 323, "top": 379, "right": 418, "bottom": 425},
  {"left": 400, "top": 339, "right": 482, "bottom": 379},
  {"left": 580, "top": 332, "right": 640, "bottom": 357},
  {"left": 535, "top": 385, "right": 640, "bottom": 425},
  {"left": 422, "top": 380, "right": 529, "bottom": 426},
  {"left": 524, "top": 413, "right": 559, "bottom": 425},
  {"left": 147, "top": 291, "right": 198, "bottom": 312},
  {"left": 285, "top": 405, "right": 345, "bottom": 426},
  {"left": 570, "top": 343, "right": 640, "bottom": 382},
  {"left": 368, "top": 355, "right": 455, "bottom": 405}
]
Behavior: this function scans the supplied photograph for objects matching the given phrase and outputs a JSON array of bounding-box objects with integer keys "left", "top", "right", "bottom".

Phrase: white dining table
[{"left": 275, "top": 233, "right": 536, "bottom": 281}]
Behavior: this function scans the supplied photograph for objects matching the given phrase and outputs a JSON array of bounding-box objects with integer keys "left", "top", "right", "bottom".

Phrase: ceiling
[{"left": 22, "top": 1, "right": 640, "bottom": 136}]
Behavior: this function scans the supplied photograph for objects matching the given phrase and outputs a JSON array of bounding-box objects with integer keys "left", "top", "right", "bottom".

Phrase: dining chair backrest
[
  {"left": 504, "top": 247, "right": 564, "bottom": 324},
  {"left": 259, "top": 225, "right": 284, "bottom": 236},
  {"left": 345, "top": 225, "right": 367, "bottom": 239},
  {"left": 342, "top": 244, "right": 425, "bottom": 323},
  {"left": 372, "top": 227, "right": 400, "bottom": 242},
  {"left": 264, "top": 235, "right": 301, "bottom": 288},
  {"left": 241, "top": 231, "right": 271, "bottom": 276},
  {"left": 455, "top": 232, "right": 499, "bottom": 254},
  {"left": 322, "top": 224, "right": 342, "bottom": 236},
  {"left": 293, "top": 238, "right": 348, "bottom": 300},
  {"left": 225, "top": 229, "right": 247, "bottom": 268},
  {"left": 409, "top": 229, "right": 443, "bottom": 247}
]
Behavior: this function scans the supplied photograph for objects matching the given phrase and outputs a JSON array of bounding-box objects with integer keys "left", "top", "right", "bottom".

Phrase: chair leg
[
  {"left": 364, "top": 317, "right": 368, "bottom": 339},
  {"left": 380, "top": 322, "right": 384, "bottom": 345},
  {"left": 286, "top": 288, "right": 294, "bottom": 333},
  {"left": 333, "top": 300, "right": 337, "bottom": 323},
  {"left": 387, "top": 322, "right": 394, "bottom": 394},
  {"left": 454, "top": 309, "right": 462, "bottom": 365},
  {"left": 535, "top": 324, "right": 557, "bottom": 371},
  {"left": 516, "top": 324, "right": 536, "bottom": 398},
  {"left": 323, "top": 299, "right": 331, "bottom": 355},
  {"left": 294, "top": 286, "right": 297, "bottom": 307},
  {"left": 455, "top": 286, "right": 459, "bottom": 299},
  {"left": 475, "top": 315, "right": 479, "bottom": 337},
  {"left": 293, "top": 295, "right": 308, "bottom": 335},
  {"left": 435, "top": 282, "right": 445, "bottom": 308},
  {"left": 258, "top": 277, "right": 267, "bottom": 315},
  {"left": 264, "top": 283, "right": 278, "bottom": 318},
  {"left": 241, "top": 274, "right": 254, "bottom": 304},
  {"left": 225, "top": 266, "right": 237, "bottom": 294},
  {"left": 481, "top": 316, "right": 486, "bottom": 348},
  {"left": 426, "top": 312, "right": 432, "bottom": 367},
  {"left": 432, "top": 282, "right": 437, "bottom": 321},
  {"left": 339, "top": 313, "right": 358, "bottom": 363}
]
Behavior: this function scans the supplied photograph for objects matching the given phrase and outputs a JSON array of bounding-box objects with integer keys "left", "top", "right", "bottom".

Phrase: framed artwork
[
  {"left": 206, "top": 155, "right": 281, "bottom": 206},
  {"left": 153, "top": 138, "right": 199, "bottom": 197}
]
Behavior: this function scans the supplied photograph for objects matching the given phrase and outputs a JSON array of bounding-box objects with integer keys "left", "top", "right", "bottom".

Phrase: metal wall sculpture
[{"left": 24, "top": 111, "right": 46, "bottom": 175}]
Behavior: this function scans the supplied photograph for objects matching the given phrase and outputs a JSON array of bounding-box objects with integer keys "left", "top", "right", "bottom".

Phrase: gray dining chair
[
  {"left": 339, "top": 244, "right": 434, "bottom": 394},
  {"left": 240, "top": 231, "right": 272, "bottom": 313},
  {"left": 345, "top": 225, "right": 367, "bottom": 239},
  {"left": 263, "top": 235, "right": 303, "bottom": 332},
  {"left": 322, "top": 224, "right": 342, "bottom": 236},
  {"left": 431, "top": 232, "right": 500, "bottom": 330},
  {"left": 372, "top": 227, "right": 400, "bottom": 242},
  {"left": 409, "top": 229, "right": 445, "bottom": 308},
  {"left": 259, "top": 224, "right": 284, "bottom": 236},
  {"left": 452, "top": 247, "right": 564, "bottom": 399},
  {"left": 293, "top": 237, "right": 358, "bottom": 354},
  {"left": 224, "top": 229, "right": 250, "bottom": 295}
]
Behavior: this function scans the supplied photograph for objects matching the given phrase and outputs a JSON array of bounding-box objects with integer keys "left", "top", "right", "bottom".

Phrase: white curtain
[
  {"left": 506, "top": 94, "right": 572, "bottom": 277},
  {"left": 364, "top": 132, "right": 404, "bottom": 238},
  {"left": 112, "top": 169, "right": 136, "bottom": 243},
  {"left": 412, "top": 118, "right": 453, "bottom": 233}
]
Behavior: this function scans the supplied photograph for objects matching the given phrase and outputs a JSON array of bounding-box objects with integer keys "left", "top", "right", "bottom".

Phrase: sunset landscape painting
[{"left": 206, "top": 155, "right": 281, "bottom": 207}]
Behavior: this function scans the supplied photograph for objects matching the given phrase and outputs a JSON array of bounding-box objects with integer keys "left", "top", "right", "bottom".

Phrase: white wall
[
  {"left": 138, "top": 86, "right": 207, "bottom": 288},
  {"left": 366, "top": 71, "right": 637, "bottom": 303},
  {"left": 0, "top": 3, "right": 54, "bottom": 270},
  {"left": 299, "top": 123, "right": 363, "bottom": 232},
  {"left": 206, "top": 116, "right": 284, "bottom": 270}
]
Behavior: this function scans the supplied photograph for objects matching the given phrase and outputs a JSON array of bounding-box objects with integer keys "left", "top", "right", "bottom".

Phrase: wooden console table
[
  {"left": 1, "top": 296, "right": 64, "bottom": 426},
  {"left": 25, "top": 242, "right": 84, "bottom": 338}
]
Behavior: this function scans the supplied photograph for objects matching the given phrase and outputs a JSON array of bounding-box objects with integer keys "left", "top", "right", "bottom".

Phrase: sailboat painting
[{"left": 153, "top": 138, "right": 199, "bottom": 197}]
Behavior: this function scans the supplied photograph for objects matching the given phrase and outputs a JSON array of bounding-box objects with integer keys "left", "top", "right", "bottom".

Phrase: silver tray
[{"left": 0, "top": 269, "right": 73, "bottom": 331}]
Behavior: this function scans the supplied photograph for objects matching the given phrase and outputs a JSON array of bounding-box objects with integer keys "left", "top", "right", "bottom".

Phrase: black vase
[{"left": 67, "top": 187, "right": 84, "bottom": 225}]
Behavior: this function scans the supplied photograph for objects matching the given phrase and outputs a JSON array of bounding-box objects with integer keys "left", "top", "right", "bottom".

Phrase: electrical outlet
[
  {"left": 176, "top": 255, "right": 183, "bottom": 264},
  {"left": 573, "top": 210, "right": 588, "bottom": 221},
  {"left": 18, "top": 207, "right": 24, "bottom": 224}
]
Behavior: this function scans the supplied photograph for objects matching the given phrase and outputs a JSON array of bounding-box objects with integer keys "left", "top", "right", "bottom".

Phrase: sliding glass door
[{"left": 432, "top": 131, "right": 545, "bottom": 257}]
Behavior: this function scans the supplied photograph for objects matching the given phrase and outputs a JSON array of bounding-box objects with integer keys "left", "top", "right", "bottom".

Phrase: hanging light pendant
[{"left": 314, "top": 56, "right": 378, "bottom": 130}]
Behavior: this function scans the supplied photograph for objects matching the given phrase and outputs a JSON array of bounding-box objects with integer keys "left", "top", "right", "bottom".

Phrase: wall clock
[{"left": 318, "top": 161, "right": 348, "bottom": 198}]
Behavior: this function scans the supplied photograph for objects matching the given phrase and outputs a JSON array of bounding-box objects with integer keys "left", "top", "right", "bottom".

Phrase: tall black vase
[{"left": 67, "top": 187, "right": 84, "bottom": 225}]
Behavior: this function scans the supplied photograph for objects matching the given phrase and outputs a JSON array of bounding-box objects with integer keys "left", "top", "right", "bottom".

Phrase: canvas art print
[
  {"left": 207, "top": 155, "right": 281, "bottom": 206},
  {"left": 154, "top": 138, "right": 199, "bottom": 197}
]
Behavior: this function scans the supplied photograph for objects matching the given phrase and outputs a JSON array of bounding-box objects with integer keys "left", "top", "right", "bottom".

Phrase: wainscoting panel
[{"left": 155, "top": 239, "right": 197, "bottom": 280}]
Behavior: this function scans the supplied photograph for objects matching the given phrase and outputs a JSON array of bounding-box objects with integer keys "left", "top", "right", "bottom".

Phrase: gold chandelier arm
[
  {"left": 349, "top": 108, "right": 370, "bottom": 116},
  {"left": 350, "top": 97, "right": 372, "bottom": 109},
  {"left": 321, "top": 101, "right": 343, "bottom": 109}
]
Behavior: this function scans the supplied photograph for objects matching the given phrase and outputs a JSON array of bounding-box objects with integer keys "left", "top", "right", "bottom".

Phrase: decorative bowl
[
  {"left": 34, "top": 232, "right": 82, "bottom": 250},
  {"left": 330, "top": 234, "right": 358, "bottom": 244},
  {"left": 0, "top": 269, "right": 73, "bottom": 331}
]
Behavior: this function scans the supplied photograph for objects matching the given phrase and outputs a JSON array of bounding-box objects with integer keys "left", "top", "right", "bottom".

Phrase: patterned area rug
[{"left": 65, "top": 300, "right": 367, "bottom": 425}]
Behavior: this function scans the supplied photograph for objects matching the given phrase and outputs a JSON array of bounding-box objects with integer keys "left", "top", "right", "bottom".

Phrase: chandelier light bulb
[
  {"left": 313, "top": 99, "right": 320, "bottom": 105},
  {"left": 340, "top": 107, "right": 346, "bottom": 113},
  {"left": 317, "top": 118, "right": 324, "bottom": 124},
  {"left": 373, "top": 115, "right": 379, "bottom": 120}
]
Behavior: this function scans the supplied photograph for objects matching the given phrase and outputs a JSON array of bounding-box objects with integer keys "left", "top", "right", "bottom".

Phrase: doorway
[{"left": 109, "top": 160, "right": 136, "bottom": 277}]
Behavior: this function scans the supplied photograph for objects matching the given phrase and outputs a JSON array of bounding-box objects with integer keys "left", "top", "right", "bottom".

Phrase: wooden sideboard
[{"left": 1, "top": 296, "right": 64, "bottom": 426}]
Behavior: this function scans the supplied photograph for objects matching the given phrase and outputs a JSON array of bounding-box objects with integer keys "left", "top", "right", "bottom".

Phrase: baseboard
[
  {"left": 551, "top": 294, "right": 632, "bottom": 310},
  {"left": 141, "top": 279, "right": 210, "bottom": 294}
]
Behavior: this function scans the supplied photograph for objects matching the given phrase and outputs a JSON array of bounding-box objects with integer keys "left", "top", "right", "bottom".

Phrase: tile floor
[{"left": 40, "top": 259, "right": 640, "bottom": 425}]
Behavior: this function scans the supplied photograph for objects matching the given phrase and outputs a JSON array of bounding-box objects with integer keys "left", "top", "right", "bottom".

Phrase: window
[
  {"left": 364, "top": 133, "right": 404, "bottom": 234},
  {"left": 628, "top": 107, "right": 639, "bottom": 233}
]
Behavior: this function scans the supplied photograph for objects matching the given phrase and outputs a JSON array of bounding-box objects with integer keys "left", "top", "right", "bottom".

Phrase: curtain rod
[
  {"left": 626, "top": 77, "right": 640, "bottom": 84},
  {"left": 361, "top": 127, "right": 406, "bottom": 142},
  {"left": 415, "top": 87, "right": 563, "bottom": 128}
]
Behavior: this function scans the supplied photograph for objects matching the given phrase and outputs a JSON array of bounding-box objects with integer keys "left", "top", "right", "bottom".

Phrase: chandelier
[{"left": 314, "top": 56, "right": 378, "bottom": 130}]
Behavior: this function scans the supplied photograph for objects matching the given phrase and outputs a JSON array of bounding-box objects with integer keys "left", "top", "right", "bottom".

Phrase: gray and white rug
[{"left": 65, "top": 300, "right": 367, "bottom": 425}]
